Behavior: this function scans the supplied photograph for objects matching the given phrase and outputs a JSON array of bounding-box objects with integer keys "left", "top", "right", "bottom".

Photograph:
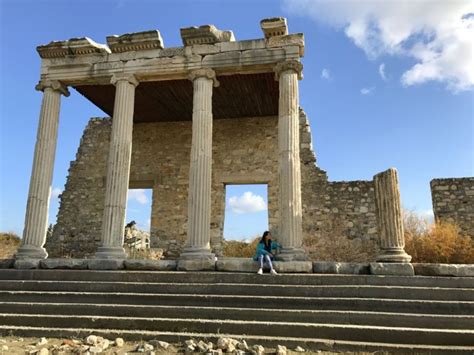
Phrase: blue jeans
[{"left": 259, "top": 254, "right": 273, "bottom": 269}]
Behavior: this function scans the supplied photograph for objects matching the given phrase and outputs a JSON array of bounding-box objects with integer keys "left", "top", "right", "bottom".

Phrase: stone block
[
  {"left": 88, "top": 259, "right": 124, "bottom": 270},
  {"left": 181, "top": 25, "right": 234, "bottom": 46},
  {"left": 177, "top": 258, "right": 216, "bottom": 271},
  {"left": 124, "top": 259, "right": 177, "bottom": 271},
  {"left": 107, "top": 30, "right": 164, "bottom": 53},
  {"left": 0, "top": 259, "right": 14, "bottom": 269},
  {"left": 313, "top": 262, "right": 370, "bottom": 275},
  {"left": 273, "top": 261, "right": 313, "bottom": 273},
  {"left": 413, "top": 263, "right": 474, "bottom": 277},
  {"left": 216, "top": 258, "right": 260, "bottom": 272},
  {"left": 40, "top": 258, "right": 88, "bottom": 269},
  {"left": 370, "top": 262, "right": 414, "bottom": 276},
  {"left": 14, "top": 259, "right": 41, "bottom": 269},
  {"left": 260, "top": 17, "right": 288, "bottom": 38}
]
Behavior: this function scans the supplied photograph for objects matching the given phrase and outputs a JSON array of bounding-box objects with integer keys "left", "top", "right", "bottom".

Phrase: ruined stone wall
[
  {"left": 48, "top": 111, "right": 380, "bottom": 259},
  {"left": 431, "top": 177, "right": 474, "bottom": 238}
]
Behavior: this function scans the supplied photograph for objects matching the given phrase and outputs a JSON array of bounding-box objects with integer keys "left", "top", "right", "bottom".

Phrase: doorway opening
[{"left": 125, "top": 188, "right": 152, "bottom": 256}]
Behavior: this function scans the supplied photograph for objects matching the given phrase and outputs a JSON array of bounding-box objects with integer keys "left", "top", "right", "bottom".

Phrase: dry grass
[
  {"left": 223, "top": 237, "right": 260, "bottom": 258},
  {"left": 404, "top": 210, "right": 474, "bottom": 264},
  {"left": 0, "top": 232, "right": 21, "bottom": 258}
]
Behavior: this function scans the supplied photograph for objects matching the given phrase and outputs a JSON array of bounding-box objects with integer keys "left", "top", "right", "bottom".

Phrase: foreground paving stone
[
  {"left": 177, "top": 258, "right": 216, "bottom": 271},
  {"left": 40, "top": 258, "right": 88, "bottom": 269},
  {"left": 0, "top": 259, "right": 14, "bottom": 269},
  {"left": 313, "top": 262, "right": 370, "bottom": 275},
  {"left": 414, "top": 263, "right": 474, "bottom": 277},
  {"left": 124, "top": 259, "right": 177, "bottom": 271},
  {"left": 87, "top": 259, "right": 124, "bottom": 270},
  {"left": 14, "top": 259, "right": 41, "bottom": 269},
  {"left": 370, "top": 262, "right": 414, "bottom": 276}
]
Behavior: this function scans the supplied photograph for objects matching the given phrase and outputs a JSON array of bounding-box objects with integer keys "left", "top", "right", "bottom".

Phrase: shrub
[
  {"left": 0, "top": 232, "right": 21, "bottom": 258},
  {"left": 404, "top": 211, "right": 474, "bottom": 264}
]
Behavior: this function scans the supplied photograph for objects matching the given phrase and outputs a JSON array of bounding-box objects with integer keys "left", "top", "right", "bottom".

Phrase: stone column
[
  {"left": 274, "top": 61, "right": 307, "bottom": 261},
  {"left": 95, "top": 74, "right": 139, "bottom": 259},
  {"left": 16, "top": 80, "right": 69, "bottom": 260},
  {"left": 179, "top": 69, "right": 219, "bottom": 260},
  {"left": 374, "top": 168, "right": 411, "bottom": 262}
]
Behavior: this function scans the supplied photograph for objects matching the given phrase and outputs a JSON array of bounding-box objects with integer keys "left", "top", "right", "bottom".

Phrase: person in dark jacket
[{"left": 253, "top": 231, "right": 281, "bottom": 275}]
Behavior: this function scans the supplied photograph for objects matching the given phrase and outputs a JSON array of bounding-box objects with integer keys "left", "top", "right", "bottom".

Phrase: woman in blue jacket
[{"left": 253, "top": 231, "right": 281, "bottom": 275}]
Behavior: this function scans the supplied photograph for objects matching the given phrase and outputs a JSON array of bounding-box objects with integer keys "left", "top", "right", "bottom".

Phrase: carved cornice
[
  {"left": 37, "top": 37, "right": 110, "bottom": 59},
  {"left": 35, "top": 80, "right": 70, "bottom": 97},
  {"left": 274, "top": 60, "right": 303, "bottom": 81},
  {"left": 180, "top": 25, "right": 235, "bottom": 46},
  {"left": 106, "top": 30, "right": 164, "bottom": 53},
  {"left": 260, "top": 17, "right": 288, "bottom": 39},
  {"left": 188, "top": 68, "right": 220, "bottom": 87},
  {"left": 110, "top": 73, "right": 139, "bottom": 87}
]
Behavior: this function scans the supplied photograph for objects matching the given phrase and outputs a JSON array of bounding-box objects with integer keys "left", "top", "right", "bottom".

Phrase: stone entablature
[{"left": 431, "top": 177, "right": 474, "bottom": 238}]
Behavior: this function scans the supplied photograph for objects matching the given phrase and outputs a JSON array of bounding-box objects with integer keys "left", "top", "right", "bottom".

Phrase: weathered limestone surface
[
  {"left": 374, "top": 168, "right": 411, "bottom": 263},
  {"left": 370, "top": 262, "right": 414, "bottom": 276},
  {"left": 414, "top": 263, "right": 474, "bottom": 277},
  {"left": 177, "top": 258, "right": 216, "bottom": 271},
  {"left": 40, "top": 258, "right": 88, "bottom": 269},
  {"left": 431, "top": 177, "right": 474, "bottom": 238},
  {"left": 313, "top": 262, "right": 370, "bottom": 275},
  {"left": 96, "top": 74, "right": 138, "bottom": 260},
  {"left": 14, "top": 259, "right": 41, "bottom": 269},
  {"left": 123, "top": 259, "right": 177, "bottom": 271},
  {"left": 0, "top": 259, "right": 14, "bottom": 269},
  {"left": 87, "top": 259, "right": 124, "bottom": 270},
  {"left": 17, "top": 80, "right": 69, "bottom": 260}
]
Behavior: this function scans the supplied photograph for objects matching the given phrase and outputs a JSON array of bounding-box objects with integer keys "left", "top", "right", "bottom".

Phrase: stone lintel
[
  {"left": 267, "top": 33, "right": 305, "bottom": 57},
  {"left": 37, "top": 37, "right": 110, "bottom": 58},
  {"left": 260, "top": 17, "right": 288, "bottom": 39},
  {"left": 180, "top": 24, "right": 235, "bottom": 46},
  {"left": 106, "top": 30, "right": 164, "bottom": 53},
  {"left": 370, "top": 262, "right": 414, "bottom": 276}
]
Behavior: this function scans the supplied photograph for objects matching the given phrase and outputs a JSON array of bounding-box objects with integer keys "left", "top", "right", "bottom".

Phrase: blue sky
[{"left": 0, "top": 0, "right": 473, "bottom": 240}]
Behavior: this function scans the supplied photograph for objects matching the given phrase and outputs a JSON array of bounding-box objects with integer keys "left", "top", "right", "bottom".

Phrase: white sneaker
[
  {"left": 271, "top": 269, "right": 278, "bottom": 275},
  {"left": 257, "top": 268, "right": 263, "bottom": 275}
]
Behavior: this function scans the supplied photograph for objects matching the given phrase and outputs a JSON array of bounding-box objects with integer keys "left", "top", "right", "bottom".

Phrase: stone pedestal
[
  {"left": 374, "top": 168, "right": 411, "bottom": 263},
  {"left": 96, "top": 74, "right": 138, "bottom": 259},
  {"left": 179, "top": 69, "right": 219, "bottom": 261},
  {"left": 17, "top": 80, "right": 69, "bottom": 260},
  {"left": 274, "top": 61, "right": 307, "bottom": 261}
]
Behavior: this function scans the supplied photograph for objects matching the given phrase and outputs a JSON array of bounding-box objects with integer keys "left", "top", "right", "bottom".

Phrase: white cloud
[
  {"left": 379, "top": 63, "right": 387, "bottom": 81},
  {"left": 360, "top": 86, "right": 375, "bottom": 95},
  {"left": 128, "top": 189, "right": 149, "bottom": 204},
  {"left": 228, "top": 191, "right": 267, "bottom": 214},
  {"left": 51, "top": 187, "right": 62, "bottom": 198},
  {"left": 283, "top": 0, "right": 474, "bottom": 92},
  {"left": 321, "top": 68, "right": 332, "bottom": 80}
]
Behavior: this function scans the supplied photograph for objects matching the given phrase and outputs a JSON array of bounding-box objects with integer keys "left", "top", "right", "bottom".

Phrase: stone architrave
[
  {"left": 274, "top": 60, "right": 307, "bottom": 261},
  {"left": 374, "top": 168, "right": 412, "bottom": 263},
  {"left": 95, "top": 74, "right": 139, "bottom": 259},
  {"left": 179, "top": 68, "right": 219, "bottom": 261},
  {"left": 16, "top": 80, "right": 69, "bottom": 260}
]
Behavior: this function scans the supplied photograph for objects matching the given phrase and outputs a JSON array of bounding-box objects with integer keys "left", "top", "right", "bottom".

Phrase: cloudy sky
[{"left": 1, "top": 0, "right": 472, "bottom": 240}]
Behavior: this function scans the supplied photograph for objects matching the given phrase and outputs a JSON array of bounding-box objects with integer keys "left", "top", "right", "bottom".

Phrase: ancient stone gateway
[{"left": 16, "top": 18, "right": 412, "bottom": 270}]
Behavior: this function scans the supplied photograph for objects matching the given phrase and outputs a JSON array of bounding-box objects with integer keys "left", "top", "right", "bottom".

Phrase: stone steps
[
  {"left": 2, "top": 280, "right": 472, "bottom": 300},
  {"left": 1, "top": 302, "right": 473, "bottom": 329},
  {"left": 0, "top": 269, "right": 473, "bottom": 353}
]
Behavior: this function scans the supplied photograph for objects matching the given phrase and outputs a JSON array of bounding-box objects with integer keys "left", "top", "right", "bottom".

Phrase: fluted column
[
  {"left": 16, "top": 80, "right": 69, "bottom": 260},
  {"left": 95, "top": 74, "right": 138, "bottom": 259},
  {"left": 274, "top": 61, "right": 307, "bottom": 261},
  {"left": 180, "top": 69, "right": 219, "bottom": 260},
  {"left": 374, "top": 168, "right": 411, "bottom": 262}
]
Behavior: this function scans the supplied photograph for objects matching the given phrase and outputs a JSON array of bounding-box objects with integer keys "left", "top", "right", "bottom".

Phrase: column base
[
  {"left": 275, "top": 247, "right": 308, "bottom": 261},
  {"left": 15, "top": 244, "right": 48, "bottom": 259},
  {"left": 376, "top": 247, "right": 412, "bottom": 263},
  {"left": 179, "top": 246, "right": 215, "bottom": 261},
  {"left": 95, "top": 246, "right": 128, "bottom": 260}
]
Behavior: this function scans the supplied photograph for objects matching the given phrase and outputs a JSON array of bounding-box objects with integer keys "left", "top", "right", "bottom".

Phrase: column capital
[
  {"left": 274, "top": 60, "right": 303, "bottom": 81},
  {"left": 35, "top": 80, "right": 70, "bottom": 97},
  {"left": 111, "top": 73, "right": 139, "bottom": 87},
  {"left": 188, "top": 68, "right": 220, "bottom": 87}
]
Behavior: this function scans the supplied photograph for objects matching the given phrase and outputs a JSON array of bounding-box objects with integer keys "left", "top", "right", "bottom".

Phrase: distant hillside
[{"left": 0, "top": 232, "right": 20, "bottom": 258}]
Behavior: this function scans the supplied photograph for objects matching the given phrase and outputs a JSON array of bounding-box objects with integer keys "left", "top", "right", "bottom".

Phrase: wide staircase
[{"left": 0, "top": 269, "right": 473, "bottom": 353}]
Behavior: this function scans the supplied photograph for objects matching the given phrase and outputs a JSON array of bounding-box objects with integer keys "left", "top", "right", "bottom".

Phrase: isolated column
[
  {"left": 17, "top": 80, "right": 69, "bottom": 259},
  {"left": 374, "top": 168, "right": 412, "bottom": 262},
  {"left": 180, "top": 69, "right": 219, "bottom": 260},
  {"left": 96, "top": 74, "right": 138, "bottom": 259},
  {"left": 274, "top": 61, "right": 307, "bottom": 261}
]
